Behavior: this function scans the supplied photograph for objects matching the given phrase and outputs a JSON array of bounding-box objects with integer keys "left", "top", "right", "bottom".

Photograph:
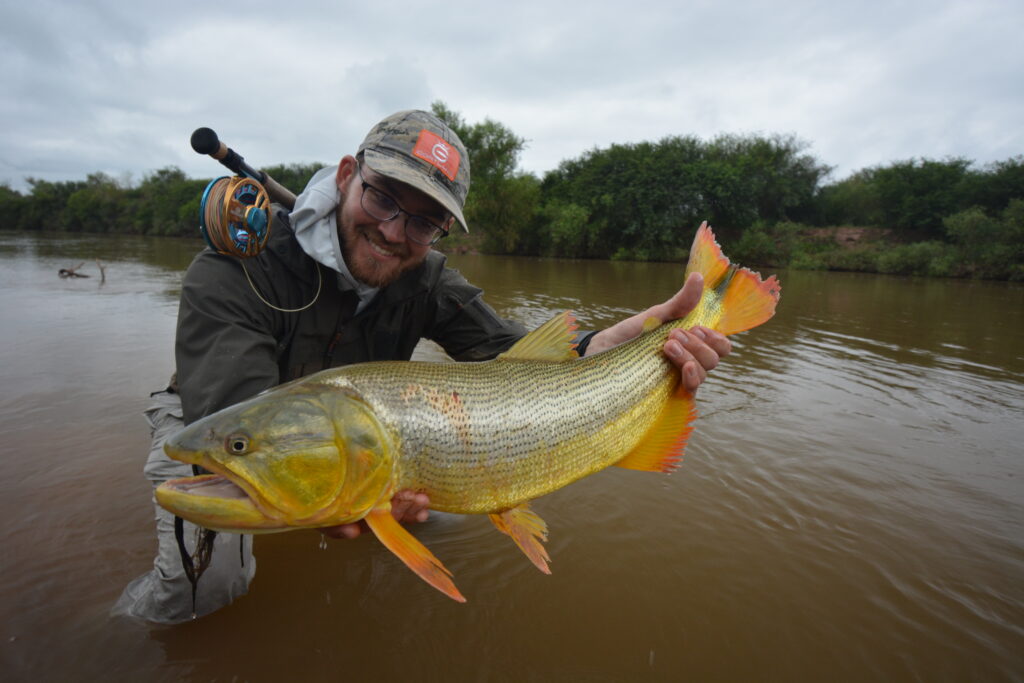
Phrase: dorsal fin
[{"left": 498, "top": 311, "right": 579, "bottom": 361}]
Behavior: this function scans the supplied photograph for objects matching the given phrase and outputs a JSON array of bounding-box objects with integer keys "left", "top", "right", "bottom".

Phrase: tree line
[{"left": 3, "top": 102, "right": 1021, "bottom": 279}]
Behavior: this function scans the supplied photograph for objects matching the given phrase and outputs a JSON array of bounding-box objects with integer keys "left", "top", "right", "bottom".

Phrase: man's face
[{"left": 334, "top": 157, "right": 443, "bottom": 288}]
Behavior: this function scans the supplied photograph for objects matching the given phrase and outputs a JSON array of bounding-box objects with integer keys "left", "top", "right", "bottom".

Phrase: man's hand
[
  {"left": 319, "top": 490, "right": 430, "bottom": 540},
  {"left": 582, "top": 272, "right": 731, "bottom": 393}
]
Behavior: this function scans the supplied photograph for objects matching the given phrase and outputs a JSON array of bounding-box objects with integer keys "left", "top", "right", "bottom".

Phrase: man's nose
[{"left": 377, "top": 214, "right": 408, "bottom": 243}]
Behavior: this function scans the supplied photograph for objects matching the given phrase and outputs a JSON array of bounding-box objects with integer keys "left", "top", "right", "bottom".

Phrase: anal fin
[
  {"left": 489, "top": 503, "right": 551, "bottom": 574},
  {"left": 365, "top": 505, "right": 466, "bottom": 602},
  {"left": 615, "top": 388, "right": 697, "bottom": 473}
]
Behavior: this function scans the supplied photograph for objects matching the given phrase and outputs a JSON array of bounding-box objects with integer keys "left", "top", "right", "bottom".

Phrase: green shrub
[
  {"left": 790, "top": 251, "right": 826, "bottom": 270},
  {"left": 730, "top": 226, "right": 778, "bottom": 265},
  {"left": 943, "top": 200, "right": 1024, "bottom": 278},
  {"left": 822, "top": 246, "right": 880, "bottom": 272},
  {"left": 876, "top": 241, "right": 955, "bottom": 276}
]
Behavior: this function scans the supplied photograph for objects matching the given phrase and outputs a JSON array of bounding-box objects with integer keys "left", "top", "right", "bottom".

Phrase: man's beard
[{"left": 337, "top": 212, "right": 423, "bottom": 288}]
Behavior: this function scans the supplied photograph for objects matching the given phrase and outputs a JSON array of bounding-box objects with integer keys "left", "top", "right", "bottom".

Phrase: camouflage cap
[{"left": 358, "top": 110, "right": 472, "bottom": 233}]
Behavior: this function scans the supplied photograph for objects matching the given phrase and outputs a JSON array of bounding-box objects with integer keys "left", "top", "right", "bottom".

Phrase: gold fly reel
[{"left": 199, "top": 176, "right": 271, "bottom": 258}]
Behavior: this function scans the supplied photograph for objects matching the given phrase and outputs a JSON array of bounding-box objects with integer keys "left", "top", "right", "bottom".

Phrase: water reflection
[{"left": 2, "top": 232, "right": 1022, "bottom": 682}]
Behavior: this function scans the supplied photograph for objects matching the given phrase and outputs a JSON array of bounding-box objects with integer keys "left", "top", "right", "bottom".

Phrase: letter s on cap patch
[{"left": 413, "top": 129, "right": 460, "bottom": 181}]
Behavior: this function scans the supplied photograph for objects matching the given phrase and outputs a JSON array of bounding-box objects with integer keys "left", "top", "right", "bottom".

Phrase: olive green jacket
[{"left": 175, "top": 209, "right": 526, "bottom": 425}]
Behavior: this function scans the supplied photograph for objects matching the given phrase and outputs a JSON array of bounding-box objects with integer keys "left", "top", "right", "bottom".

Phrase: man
[{"left": 113, "top": 110, "right": 731, "bottom": 623}]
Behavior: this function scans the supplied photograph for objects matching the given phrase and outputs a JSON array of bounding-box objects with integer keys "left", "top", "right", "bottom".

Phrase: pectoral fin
[
  {"left": 489, "top": 503, "right": 552, "bottom": 574},
  {"left": 364, "top": 506, "right": 466, "bottom": 603},
  {"left": 615, "top": 387, "right": 697, "bottom": 473}
]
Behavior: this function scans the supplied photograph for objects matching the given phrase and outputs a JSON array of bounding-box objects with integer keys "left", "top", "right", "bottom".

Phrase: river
[{"left": 1, "top": 231, "right": 1022, "bottom": 682}]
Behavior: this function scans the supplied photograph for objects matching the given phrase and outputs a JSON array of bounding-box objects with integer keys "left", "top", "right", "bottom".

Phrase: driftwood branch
[{"left": 58, "top": 263, "right": 89, "bottom": 278}]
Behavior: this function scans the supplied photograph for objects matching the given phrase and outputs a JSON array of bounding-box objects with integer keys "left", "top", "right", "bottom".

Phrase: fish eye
[{"left": 225, "top": 433, "right": 250, "bottom": 455}]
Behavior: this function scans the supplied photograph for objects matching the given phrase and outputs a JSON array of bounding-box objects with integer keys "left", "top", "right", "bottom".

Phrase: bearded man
[{"left": 114, "top": 110, "right": 730, "bottom": 623}]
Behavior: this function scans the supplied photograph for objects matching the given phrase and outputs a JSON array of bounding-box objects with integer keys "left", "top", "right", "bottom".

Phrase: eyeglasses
[{"left": 356, "top": 163, "right": 450, "bottom": 246}]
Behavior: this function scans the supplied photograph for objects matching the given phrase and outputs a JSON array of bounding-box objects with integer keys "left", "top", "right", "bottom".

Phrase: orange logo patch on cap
[{"left": 413, "top": 129, "right": 460, "bottom": 181}]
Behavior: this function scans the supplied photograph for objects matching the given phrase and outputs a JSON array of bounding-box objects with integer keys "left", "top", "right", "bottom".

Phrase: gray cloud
[{"left": 1, "top": 0, "right": 1020, "bottom": 192}]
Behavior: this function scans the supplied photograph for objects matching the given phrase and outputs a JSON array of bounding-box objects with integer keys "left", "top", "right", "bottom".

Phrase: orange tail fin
[{"left": 687, "top": 222, "right": 781, "bottom": 335}]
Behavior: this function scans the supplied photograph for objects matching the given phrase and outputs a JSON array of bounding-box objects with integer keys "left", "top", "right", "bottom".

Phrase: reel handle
[{"left": 191, "top": 127, "right": 296, "bottom": 209}]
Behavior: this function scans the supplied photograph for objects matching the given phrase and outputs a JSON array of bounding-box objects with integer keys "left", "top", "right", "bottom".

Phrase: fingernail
[
  {"left": 693, "top": 328, "right": 707, "bottom": 340},
  {"left": 666, "top": 340, "right": 682, "bottom": 358}
]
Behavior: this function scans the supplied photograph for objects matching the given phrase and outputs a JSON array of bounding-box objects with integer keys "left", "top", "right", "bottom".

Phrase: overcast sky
[{"left": 1, "top": 0, "right": 1020, "bottom": 192}]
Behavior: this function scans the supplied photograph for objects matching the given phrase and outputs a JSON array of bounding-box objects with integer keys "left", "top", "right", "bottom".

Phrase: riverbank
[
  {"left": 433, "top": 219, "right": 1024, "bottom": 282},
  {"left": 725, "top": 213, "right": 1023, "bottom": 280}
]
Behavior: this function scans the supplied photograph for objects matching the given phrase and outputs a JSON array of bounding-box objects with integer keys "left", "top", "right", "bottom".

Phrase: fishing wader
[{"left": 111, "top": 389, "right": 255, "bottom": 624}]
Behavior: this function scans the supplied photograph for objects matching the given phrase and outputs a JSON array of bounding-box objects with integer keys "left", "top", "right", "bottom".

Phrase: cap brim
[{"left": 363, "top": 149, "right": 469, "bottom": 234}]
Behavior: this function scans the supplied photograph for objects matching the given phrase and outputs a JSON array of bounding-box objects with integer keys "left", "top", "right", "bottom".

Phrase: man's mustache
[{"left": 353, "top": 223, "right": 409, "bottom": 258}]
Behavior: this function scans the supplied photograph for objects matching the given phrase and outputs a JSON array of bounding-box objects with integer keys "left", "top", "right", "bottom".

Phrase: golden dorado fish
[{"left": 156, "top": 223, "right": 780, "bottom": 602}]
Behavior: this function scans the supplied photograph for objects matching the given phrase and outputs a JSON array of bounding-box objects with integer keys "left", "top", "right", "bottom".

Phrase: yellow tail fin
[{"left": 686, "top": 222, "right": 781, "bottom": 335}]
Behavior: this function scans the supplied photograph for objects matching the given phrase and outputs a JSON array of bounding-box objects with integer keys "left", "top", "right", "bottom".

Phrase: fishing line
[{"left": 241, "top": 259, "right": 322, "bottom": 313}]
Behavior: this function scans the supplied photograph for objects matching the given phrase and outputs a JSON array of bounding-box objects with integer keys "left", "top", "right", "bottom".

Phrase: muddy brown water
[{"left": 1, "top": 232, "right": 1022, "bottom": 682}]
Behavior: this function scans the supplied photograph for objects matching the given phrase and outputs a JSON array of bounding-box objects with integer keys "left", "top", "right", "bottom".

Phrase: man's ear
[{"left": 335, "top": 155, "right": 358, "bottom": 191}]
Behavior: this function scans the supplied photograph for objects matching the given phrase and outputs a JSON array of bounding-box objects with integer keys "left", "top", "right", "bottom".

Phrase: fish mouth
[
  {"left": 155, "top": 473, "right": 289, "bottom": 533},
  {"left": 162, "top": 474, "right": 250, "bottom": 500}
]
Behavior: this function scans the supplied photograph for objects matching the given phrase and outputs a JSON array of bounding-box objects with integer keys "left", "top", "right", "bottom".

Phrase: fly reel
[{"left": 199, "top": 176, "right": 271, "bottom": 258}]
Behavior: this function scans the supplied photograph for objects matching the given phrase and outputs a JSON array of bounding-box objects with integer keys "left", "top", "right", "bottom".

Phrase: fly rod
[
  {"left": 190, "top": 127, "right": 296, "bottom": 209},
  {"left": 190, "top": 127, "right": 299, "bottom": 258}
]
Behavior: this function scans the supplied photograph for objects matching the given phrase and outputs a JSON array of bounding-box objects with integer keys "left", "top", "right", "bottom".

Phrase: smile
[{"left": 363, "top": 231, "right": 400, "bottom": 259}]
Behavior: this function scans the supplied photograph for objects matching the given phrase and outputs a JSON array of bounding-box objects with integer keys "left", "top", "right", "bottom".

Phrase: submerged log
[{"left": 58, "top": 263, "right": 89, "bottom": 278}]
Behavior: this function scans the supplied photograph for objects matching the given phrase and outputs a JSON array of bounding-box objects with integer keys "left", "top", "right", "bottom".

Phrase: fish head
[{"left": 156, "top": 381, "right": 396, "bottom": 532}]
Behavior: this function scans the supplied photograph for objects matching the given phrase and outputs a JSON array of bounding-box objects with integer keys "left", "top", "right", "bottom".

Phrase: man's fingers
[
  {"left": 649, "top": 272, "right": 704, "bottom": 324},
  {"left": 665, "top": 326, "right": 733, "bottom": 392},
  {"left": 390, "top": 490, "right": 430, "bottom": 524},
  {"left": 692, "top": 325, "right": 732, "bottom": 359},
  {"left": 318, "top": 490, "right": 430, "bottom": 541},
  {"left": 673, "top": 272, "right": 705, "bottom": 318},
  {"left": 390, "top": 490, "right": 413, "bottom": 521},
  {"left": 683, "top": 360, "right": 706, "bottom": 392},
  {"left": 410, "top": 492, "right": 430, "bottom": 522}
]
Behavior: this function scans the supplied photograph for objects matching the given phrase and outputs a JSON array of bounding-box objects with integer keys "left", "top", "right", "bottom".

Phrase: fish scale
[{"left": 321, "top": 325, "right": 680, "bottom": 513}]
